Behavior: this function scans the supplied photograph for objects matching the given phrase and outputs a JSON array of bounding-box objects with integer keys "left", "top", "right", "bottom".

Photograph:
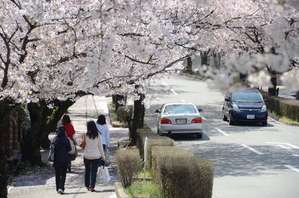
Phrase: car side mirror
[
  {"left": 198, "top": 109, "right": 203, "bottom": 112},
  {"left": 155, "top": 109, "right": 161, "bottom": 113},
  {"left": 264, "top": 99, "right": 268, "bottom": 102},
  {"left": 225, "top": 98, "right": 230, "bottom": 102}
]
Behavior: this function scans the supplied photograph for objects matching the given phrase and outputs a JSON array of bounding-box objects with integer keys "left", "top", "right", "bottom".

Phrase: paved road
[{"left": 144, "top": 73, "right": 299, "bottom": 198}]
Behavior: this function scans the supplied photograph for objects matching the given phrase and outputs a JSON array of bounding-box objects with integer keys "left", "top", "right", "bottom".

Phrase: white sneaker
[{"left": 58, "top": 189, "right": 64, "bottom": 194}]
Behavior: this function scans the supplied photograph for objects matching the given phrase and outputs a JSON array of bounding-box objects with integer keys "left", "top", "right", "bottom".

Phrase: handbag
[
  {"left": 48, "top": 143, "right": 55, "bottom": 162},
  {"left": 79, "top": 133, "right": 86, "bottom": 149},
  {"left": 104, "top": 148, "right": 111, "bottom": 166}
]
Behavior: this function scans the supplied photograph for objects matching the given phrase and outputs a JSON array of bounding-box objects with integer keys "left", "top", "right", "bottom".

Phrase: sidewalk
[{"left": 8, "top": 95, "right": 129, "bottom": 198}]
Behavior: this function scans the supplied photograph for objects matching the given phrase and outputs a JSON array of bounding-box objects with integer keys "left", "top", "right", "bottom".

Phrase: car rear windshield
[
  {"left": 164, "top": 105, "right": 197, "bottom": 114},
  {"left": 233, "top": 92, "right": 263, "bottom": 102}
]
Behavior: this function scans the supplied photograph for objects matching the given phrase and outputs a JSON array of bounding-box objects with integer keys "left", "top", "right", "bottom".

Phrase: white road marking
[
  {"left": 202, "top": 116, "right": 207, "bottom": 121},
  {"left": 170, "top": 89, "right": 178, "bottom": 95},
  {"left": 161, "top": 81, "right": 168, "bottom": 86},
  {"left": 214, "top": 127, "right": 229, "bottom": 136},
  {"left": 266, "top": 142, "right": 299, "bottom": 149},
  {"left": 285, "top": 143, "right": 299, "bottom": 149},
  {"left": 241, "top": 144, "right": 263, "bottom": 155},
  {"left": 292, "top": 154, "right": 299, "bottom": 157},
  {"left": 277, "top": 145, "right": 292, "bottom": 150},
  {"left": 284, "top": 165, "right": 299, "bottom": 173}
]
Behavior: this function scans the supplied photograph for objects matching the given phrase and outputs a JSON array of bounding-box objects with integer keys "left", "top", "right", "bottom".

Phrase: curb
[
  {"left": 115, "top": 182, "right": 130, "bottom": 198},
  {"left": 268, "top": 112, "right": 299, "bottom": 127}
]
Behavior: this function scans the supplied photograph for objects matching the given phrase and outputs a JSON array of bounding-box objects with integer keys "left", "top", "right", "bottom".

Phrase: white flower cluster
[{"left": 0, "top": 0, "right": 298, "bottom": 106}]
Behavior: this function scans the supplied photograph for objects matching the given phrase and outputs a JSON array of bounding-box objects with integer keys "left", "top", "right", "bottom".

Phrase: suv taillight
[
  {"left": 191, "top": 117, "right": 202, "bottom": 123},
  {"left": 161, "top": 118, "right": 172, "bottom": 124}
]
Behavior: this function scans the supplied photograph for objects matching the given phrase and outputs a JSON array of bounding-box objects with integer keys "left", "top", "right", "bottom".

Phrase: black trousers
[{"left": 55, "top": 166, "right": 67, "bottom": 191}]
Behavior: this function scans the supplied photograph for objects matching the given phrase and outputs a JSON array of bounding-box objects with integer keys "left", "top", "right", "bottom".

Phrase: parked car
[
  {"left": 155, "top": 102, "right": 203, "bottom": 138},
  {"left": 222, "top": 88, "right": 268, "bottom": 126}
]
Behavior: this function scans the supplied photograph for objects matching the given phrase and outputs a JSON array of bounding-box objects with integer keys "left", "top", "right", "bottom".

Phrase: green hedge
[
  {"left": 117, "top": 126, "right": 214, "bottom": 197},
  {"left": 136, "top": 129, "right": 174, "bottom": 164},
  {"left": 151, "top": 146, "right": 214, "bottom": 198},
  {"left": 261, "top": 91, "right": 299, "bottom": 122},
  {"left": 151, "top": 146, "right": 194, "bottom": 185}
]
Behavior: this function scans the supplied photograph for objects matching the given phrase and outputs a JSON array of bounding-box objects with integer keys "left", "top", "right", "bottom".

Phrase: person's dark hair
[
  {"left": 96, "top": 114, "right": 106, "bottom": 125},
  {"left": 62, "top": 114, "right": 71, "bottom": 124},
  {"left": 86, "top": 120, "right": 99, "bottom": 139},
  {"left": 57, "top": 125, "right": 66, "bottom": 137}
]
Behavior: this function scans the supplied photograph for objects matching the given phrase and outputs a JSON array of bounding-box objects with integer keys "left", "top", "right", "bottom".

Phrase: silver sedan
[{"left": 155, "top": 102, "right": 203, "bottom": 138}]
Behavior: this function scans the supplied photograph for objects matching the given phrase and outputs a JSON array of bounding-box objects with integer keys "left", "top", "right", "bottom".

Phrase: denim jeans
[{"left": 84, "top": 158, "right": 100, "bottom": 188}]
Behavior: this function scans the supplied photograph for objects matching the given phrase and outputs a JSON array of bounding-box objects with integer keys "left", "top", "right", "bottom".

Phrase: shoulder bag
[
  {"left": 48, "top": 143, "right": 55, "bottom": 162},
  {"left": 79, "top": 133, "right": 86, "bottom": 149}
]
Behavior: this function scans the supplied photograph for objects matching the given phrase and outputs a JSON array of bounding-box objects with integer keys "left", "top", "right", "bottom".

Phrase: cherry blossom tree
[
  {"left": 1, "top": 0, "right": 297, "bottom": 112},
  {"left": 190, "top": 0, "right": 299, "bottom": 94},
  {"left": 0, "top": 0, "right": 298, "bottom": 196}
]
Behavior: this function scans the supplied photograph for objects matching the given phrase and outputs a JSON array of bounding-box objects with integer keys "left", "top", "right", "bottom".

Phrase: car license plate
[
  {"left": 176, "top": 119, "right": 187, "bottom": 124},
  {"left": 247, "top": 115, "right": 255, "bottom": 119}
]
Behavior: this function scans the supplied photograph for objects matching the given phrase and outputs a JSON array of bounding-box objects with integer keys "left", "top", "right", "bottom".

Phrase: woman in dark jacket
[{"left": 54, "top": 125, "right": 71, "bottom": 194}]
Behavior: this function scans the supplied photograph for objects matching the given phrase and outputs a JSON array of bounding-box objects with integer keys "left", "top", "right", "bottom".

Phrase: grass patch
[
  {"left": 137, "top": 170, "right": 152, "bottom": 178},
  {"left": 280, "top": 116, "right": 299, "bottom": 123},
  {"left": 270, "top": 111, "right": 299, "bottom": 124},
  {"left": 125, "top": 180, "right": 162, "bottom": 198}
]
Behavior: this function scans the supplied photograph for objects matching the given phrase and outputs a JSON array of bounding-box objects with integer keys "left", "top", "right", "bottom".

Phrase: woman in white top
[
  {"left": 96, "top": 115, "right": 110, "bottom": 166},
  {"left": 83, "top": 120, "right": 105, "bottom": 192}
]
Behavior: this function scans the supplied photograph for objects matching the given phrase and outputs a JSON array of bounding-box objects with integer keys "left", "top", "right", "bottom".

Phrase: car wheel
[
  {"left": 223, "top": 115, "right": 228, "bottom": 121},
  {"left": 261, "top": 121, "right": 267, "bottom": 126},
  {"left": 229, "top": 114, "right": 234, "bottom": 125},
  {"left": 157, "top": 128, "right": 163, "bottom": 136},
  {"left": 196, "top": 133, "right": 202, "bottom": 139}
]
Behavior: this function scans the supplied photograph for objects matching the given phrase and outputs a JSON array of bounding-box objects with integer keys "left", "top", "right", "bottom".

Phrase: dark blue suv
[{"left": 222, "top": 88, "right": 268, "bottom": 126}]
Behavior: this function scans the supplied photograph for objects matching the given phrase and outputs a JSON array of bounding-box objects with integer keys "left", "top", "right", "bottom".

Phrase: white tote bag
[
  {"left": 98, "top": 167, "right": 111, "bottom": 183},
  {"left": 68, "top": 137, "right": 76, "bottom": 155}
]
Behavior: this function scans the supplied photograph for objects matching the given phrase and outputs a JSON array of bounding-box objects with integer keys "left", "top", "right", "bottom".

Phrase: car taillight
[
  {"left": 161, "top": 118, "right": 172, "bottom": 124},
  {"left": 191, "top": 117, "right": 202, "bottom": 123}
]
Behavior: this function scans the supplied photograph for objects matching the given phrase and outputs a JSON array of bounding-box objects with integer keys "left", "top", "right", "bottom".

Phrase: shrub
[
  {"left": 261, "top": 91, "right": 299, "bottom": 122},
  {"left": 117, "top": 105, "right": 133, "bottom": 122},
  {"left": 160, "top": 156, "right": 214, "bottom": 198},
  {"left": 151, "top": 146, "right": 194, "bottom": 185},
  {"left": 136, "top": 132, "right": 174, "bottom": 170},
  {"left": 116, "top": 149, "right": 142, "bottom": 188}
]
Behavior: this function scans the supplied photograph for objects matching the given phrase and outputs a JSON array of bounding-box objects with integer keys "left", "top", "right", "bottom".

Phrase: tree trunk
[
  {"left": 0, "top": 150, "right": 7, "bottom": 198},
  {"left": 186, "top": 57, "right": 192, "bottom": 73},
  {"left": 0, "top": 100, "right": 14, "bottom": 198},
  {"left": 22, "top": 99, "right": 75, "bottom": 165},
  {"left": 130, "top": 94, "right": 145, "bottom": 146},
  {"left": 268, "top": 72, "right": 278, "bottom": 96}
]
